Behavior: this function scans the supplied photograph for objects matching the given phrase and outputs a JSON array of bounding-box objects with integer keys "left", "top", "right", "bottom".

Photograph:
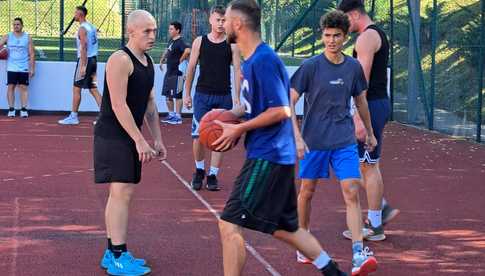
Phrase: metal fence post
[
  {"left": 430, "top": 0, "right": 437, "bottom": 130},
  {"left": 407, "top": 0, "right": 431, "bottom": 127},
  {"left": 121, "top": 0, "right": 126, "bottom": 47},
  {"left": 60, "top": 0, "right": 65, "bottom": 61},
  {"left": 389, "top": 0, "right": 394, "bottom": 121},
  {"left": 477, "top": 0, "right": 484, "bottom": 142}
]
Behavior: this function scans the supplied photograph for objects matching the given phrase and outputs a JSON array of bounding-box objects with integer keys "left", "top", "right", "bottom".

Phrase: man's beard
[{"left": 227, "top": 32, "right": 237, "bottom": 44}]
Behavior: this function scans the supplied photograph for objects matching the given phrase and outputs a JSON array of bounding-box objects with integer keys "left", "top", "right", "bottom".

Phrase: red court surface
[{"left": 0, "top": 115, "right": 484, "bottom": 275}]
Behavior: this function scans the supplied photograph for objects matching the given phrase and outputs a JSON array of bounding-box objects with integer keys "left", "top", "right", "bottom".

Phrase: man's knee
[
  {"left": 341, "top": 179, "right": 361, "bottom": 205},
  {"left": 109, "top": 183, "right": 135, "bottom": 202},
  {"left": 298, "top": 182, "right": 317, "bottom": 202},
  {"left": 218, "top": 219, "right": 241, "bottom": 239}
]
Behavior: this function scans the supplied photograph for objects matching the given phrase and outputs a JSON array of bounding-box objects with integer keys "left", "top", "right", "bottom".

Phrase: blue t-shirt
[
  {"left": 241, "top": 43, "right": 296, "bottom": 165},
  {"left": 291, "top": 54, "right": 368, "bottom": 150}
]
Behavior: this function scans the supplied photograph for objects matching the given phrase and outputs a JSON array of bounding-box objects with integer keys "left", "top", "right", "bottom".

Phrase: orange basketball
[
  {"left": 0, "top": 47, "right": 8, "bottom": 60},
  {"left": 199, "top": 109, "right": 241, "bottom": 152}
]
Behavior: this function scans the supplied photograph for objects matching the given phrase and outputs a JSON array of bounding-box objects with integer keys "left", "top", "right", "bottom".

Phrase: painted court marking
[
  {"left": 2, "top": 168, "right": 92, "bottom": 183},
  {"left": 162, "top": 160, "right": 282, "bottom": 276},
  {"left": 11, "top": 197, "right": 19, "bottom": 276}
]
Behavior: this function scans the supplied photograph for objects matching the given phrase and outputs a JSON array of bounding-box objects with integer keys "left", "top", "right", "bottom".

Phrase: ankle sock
[
  {"left": 209, "top": 166, "right": 219, "bottom": 176},
  {"left": 195, "top": 160, "right": 204, "bottom": 170},
  {"left": 368, "top": 209, "right": 382, "bottom": 227},
  {"left": 312, "top": 250, "right": 331, "bottom": 269},
  {"left": 111, "top": 243, "right": 127, "bottom": 259}
]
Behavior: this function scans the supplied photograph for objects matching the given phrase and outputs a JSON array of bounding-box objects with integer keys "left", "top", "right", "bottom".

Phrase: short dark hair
[
  {"left": 320, "top": 10, "right": 350, "bottom": 35},
  {"left": 76, "top": 5, "right": 88, "bottom": 16},
  {"left": 229, "top": 0, "right": 261, "bottom": 32},
  {"left": 170, "top": 21, "right": 182, "bottom": 33},
  {"left": 210, "top": 5, "right": 226, "bottom": 15},
  {"left": 13, "top": 17, "right": 23, "bottom": 25},
  {"left": 338, "top": 0, "right": 366, "bottom": 14}
]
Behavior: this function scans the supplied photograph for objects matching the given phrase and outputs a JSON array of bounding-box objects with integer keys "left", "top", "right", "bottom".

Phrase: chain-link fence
[
  {"left": 373, "top": 0, "right": 485, "bottom": 143},
  {"left": 1, "top": 0, "right": 484, "bottom": 142}
]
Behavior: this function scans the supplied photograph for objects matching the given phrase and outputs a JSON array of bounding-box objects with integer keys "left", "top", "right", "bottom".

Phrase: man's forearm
[
  {"left": 239, "top": 107, "right": 290, "bottom": 133},
  {"left": 144, "top": 104, "right": 162, "bottom": 141}
]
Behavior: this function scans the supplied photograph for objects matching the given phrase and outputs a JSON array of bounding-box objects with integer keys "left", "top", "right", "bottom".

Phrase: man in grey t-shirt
[{"left": 290, "top": 11, "right": 378, "bottom": 275}]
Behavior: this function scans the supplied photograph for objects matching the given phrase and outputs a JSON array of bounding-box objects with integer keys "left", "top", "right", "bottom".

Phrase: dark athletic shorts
[
  {"left": 358, "top": 98, "right": 391, "bottom": 164},
  {"left": 94, "top": 136, "right": 141, "bottom": 184},
  {"left": 74, "top": 56, "right": 97, "bottom": 89},
  {"left": 162, "top": 74, "right": 184, "bottom": 99},
  {"left": 7, "top": 71, "right": 29, "bottom": 85},
  {"left": 191, "top": 91, "right": 233, "bottom": 138},
  {"left": 220, "top": 159, "right": 299, "bottom": 235}
]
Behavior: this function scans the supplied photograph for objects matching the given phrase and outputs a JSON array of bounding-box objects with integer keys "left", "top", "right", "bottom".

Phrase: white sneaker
[
  {"left": 7, "top": 110, "right": 16, "bottom": 117},
  {"left": 58, "top": 114, "right": 79, "bottom": 125},
  {"left": 20, "top": 110, "right": 28, "bottom": 118},
  {"left": 296, "top": 250, "right": 312, "bottom": 264}
]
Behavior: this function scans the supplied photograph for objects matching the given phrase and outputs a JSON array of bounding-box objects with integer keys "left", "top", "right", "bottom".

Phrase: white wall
[{"left": 0, "top": 60, "right": 303, "bottom": 114}]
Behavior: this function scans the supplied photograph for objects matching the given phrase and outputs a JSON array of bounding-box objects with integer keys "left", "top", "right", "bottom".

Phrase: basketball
[
  {"left": 0, "top": 47, "right": 8, "bottom": 60},
  {"left": 199, "top": 109, "right": 241, "bottom": 152}
]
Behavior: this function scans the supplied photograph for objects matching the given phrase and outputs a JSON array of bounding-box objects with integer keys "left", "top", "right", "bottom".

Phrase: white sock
[
  {"left": 368, "top": 209, "right": 382, "bottom": 227},
  {"left": 209, "top": 166, "right": 219, "bottom": 176},
  {"left": 175, "top": 113, "right": 181, "bottom": 119},
  {"left": 70, "top": 112, "right": 78, "bottom": 117},
  {"left": 381, "top": 198, "right": 388, "bottom": 208},
  {"left": 312, "top": 251, "right": 331, "bottom": 269},
  {"left": 195, "top": 160, "right": 204, "bottom": 170},
  {"left": 169, "top": 111, "right": 175, "bottom": 117}
]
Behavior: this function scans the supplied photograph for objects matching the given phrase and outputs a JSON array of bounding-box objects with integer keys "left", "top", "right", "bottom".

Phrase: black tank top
[
  {"left": 95, "top": 47, "right": 154, "bottom": 140},
  {"left": 353, "top": 25, "right": 389, "bottom": 101},
  {"left": 195, "top": 35, "right": 232, "bottom": 95}
]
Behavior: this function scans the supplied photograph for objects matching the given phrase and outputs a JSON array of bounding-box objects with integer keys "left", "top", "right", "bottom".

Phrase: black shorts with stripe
[
  {"left": 220, "top": 159, "right": 299, "bottom": 234},
  {"left": 74, "top": 56, "right": 97, "bottom": 89}
]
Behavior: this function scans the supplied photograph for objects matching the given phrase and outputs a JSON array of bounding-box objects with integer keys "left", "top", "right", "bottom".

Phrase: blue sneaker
[
  {"left": 107, "top": 252, "right": 151, "bottom": 276},
  {"left": 161, "top": 114, "right": 175, "bottom": 123},
  {"left": 167, "top": 115, "right": 182, "bottom": 125},
  {"left": 101, "top": 249, "right": 147, "bottom": 269}
]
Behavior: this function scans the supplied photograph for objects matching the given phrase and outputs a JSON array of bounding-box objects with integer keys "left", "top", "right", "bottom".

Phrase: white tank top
[
  {"left": 6, "top": 32, "right": 30, "bottom": 72},
  {"left": 76, "top": 22, "right": 98, "bottom": 58}
]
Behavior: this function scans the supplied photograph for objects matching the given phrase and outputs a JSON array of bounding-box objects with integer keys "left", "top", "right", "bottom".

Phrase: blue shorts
[
  {"left": 191, "top": 91, "right": 233, "bottom": 138},
  {"left": 358, "top": 98, "right": 390, "bottom": 164},
  {"left": 299, "top": 144, "right": 361, "bottom": 181}
]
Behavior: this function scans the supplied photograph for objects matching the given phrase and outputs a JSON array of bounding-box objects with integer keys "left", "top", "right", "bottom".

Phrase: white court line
[
  {"left": 11, "top": 197, "right": 19, "bottom": 276},
  {"left": 162, "top": 160, "right": 281, "bottom": 276}
]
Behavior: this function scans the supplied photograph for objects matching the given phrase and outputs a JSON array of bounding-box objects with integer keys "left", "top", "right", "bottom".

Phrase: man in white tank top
[
  {"left": 58, "top": 6, "right": 102, "bottom": 125},
  {"left": 0, "top": 17, "right": 35, "bottom": 118}
]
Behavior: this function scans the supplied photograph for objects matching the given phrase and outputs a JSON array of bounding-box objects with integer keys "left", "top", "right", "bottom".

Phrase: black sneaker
[
  {"left": 191, "top": 169, "right": 205, "bottom": 190},
  {"left": 382, "top": 203, "right": 400, "bottom": 225},
  {"left": 364, "top": 219, "right": 386, "bottom": 241},
  {"left": 320, "top": 260, "right": 347, "bottom": 276},
  {"left": 206, "top": 174, "right": 220, "bottom": 191}
]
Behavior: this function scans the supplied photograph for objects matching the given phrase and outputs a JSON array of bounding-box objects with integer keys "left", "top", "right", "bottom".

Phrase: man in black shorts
[
  {"left": 214, "top": 1, "right": 346, "bottom": 275},
  {"left": 339, "top": 0, "right": 400, "bottom": 242},
  {"left": 159, "top": 21, "right": 190, "bottom": 125},
  {"left": 0, "top": 17, "right": 35, "bottom": 118},
  {"left": 59, "top": 6, "right": 102, "bottom": 125},
  {"left": 94, "top": 10, "right": 167, "bottom": 276}
]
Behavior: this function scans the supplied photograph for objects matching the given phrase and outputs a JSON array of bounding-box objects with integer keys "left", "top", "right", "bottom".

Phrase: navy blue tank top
[{"left": 353, "top": 25, "right": 389, "bottom": 101}]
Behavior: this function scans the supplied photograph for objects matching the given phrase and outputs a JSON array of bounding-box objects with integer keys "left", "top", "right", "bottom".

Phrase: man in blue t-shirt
[
  {"left": 290, "top": 11, "right": 378, "bottom": 275},
  {"left": 213, "top": 1, "right": 347, "bottom": 276}
]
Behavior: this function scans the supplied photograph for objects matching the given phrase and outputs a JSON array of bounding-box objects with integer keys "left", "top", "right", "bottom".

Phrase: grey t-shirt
[{"left": 291, "top": 54, "right": 368, "bottom": 150}]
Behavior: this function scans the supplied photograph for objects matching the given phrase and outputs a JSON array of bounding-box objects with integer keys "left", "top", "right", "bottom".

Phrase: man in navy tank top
[
  {"left": 184, "top": 5, "right": 241, "bottom": 192},
  {"left": 93, "top": 10, "right": 167, "bottom": 276},
  {"left": 0, "top": 17, "right": 35, "bottom": 118},
  {"left": 339, "top": 0, "right": 400, "bottom": 242}
]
